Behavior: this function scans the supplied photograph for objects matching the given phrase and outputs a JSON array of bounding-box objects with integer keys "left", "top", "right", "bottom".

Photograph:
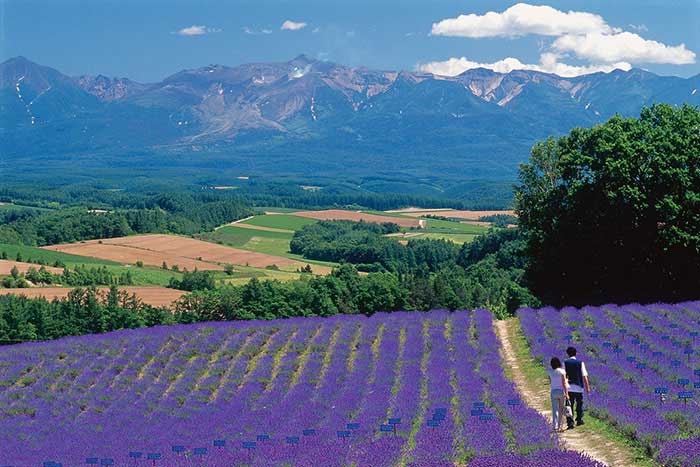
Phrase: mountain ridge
[{"left": 1, "top": 55, "right": 698, "bottom": 182}]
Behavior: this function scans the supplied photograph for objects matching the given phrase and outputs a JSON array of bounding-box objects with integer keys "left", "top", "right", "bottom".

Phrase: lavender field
[
  {"left": 520, "top": 301, "right": 700, "bottom": 467},
  {"left": 0, "top": 309, "right": 601, "bottom": 466}
]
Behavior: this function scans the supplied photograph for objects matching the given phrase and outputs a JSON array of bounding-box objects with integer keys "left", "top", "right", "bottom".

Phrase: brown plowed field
[
  {"left": 292, "top": 210, "right": 424, "bottom": 228},
  {"left": 0, "top": 260, "right": 64, "bottom": 275},
  {"left": 43, "top": 234, "right": 310, "bottom": 271},
  {"left": 386, "top": 209, "right": 515, "bottom": 220},
  {"left": 0, "top": 287, "right": 185, "bottom": 307},
  {"left": 44, "top": 241, "right": 219, "bottom": 271}
]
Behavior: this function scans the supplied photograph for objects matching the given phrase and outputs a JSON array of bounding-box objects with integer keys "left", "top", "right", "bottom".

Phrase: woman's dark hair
[{"left": 550, "top": 357, "right": 562, "bottom": 369}]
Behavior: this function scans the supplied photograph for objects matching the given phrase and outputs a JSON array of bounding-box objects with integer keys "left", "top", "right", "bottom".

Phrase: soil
[
  {"left": 0, "top": 260, "right": 64, "bottom": 275},
  {"left": 0, "top": 286, "right": 185, "bottom": 308},
  {"left": 387, "top": 208, "right": 515, "bottom": 220},
  {"left": 43, "top": 234, "right": 311, "bottom": 271}
]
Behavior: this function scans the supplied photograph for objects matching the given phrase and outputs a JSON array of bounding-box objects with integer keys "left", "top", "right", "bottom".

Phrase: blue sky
[{"left": 1, "top": 0, "right": 698, "bottom": 81}]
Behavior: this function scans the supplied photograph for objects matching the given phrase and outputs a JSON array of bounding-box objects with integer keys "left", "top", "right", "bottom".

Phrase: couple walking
[{"left": 548, "top": 346, "right": 590, "bottom": 432}]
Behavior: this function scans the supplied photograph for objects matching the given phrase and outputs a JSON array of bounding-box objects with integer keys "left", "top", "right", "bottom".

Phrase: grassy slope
[
  {"left": 506, "top": 317, "right": 657, "bottom": 467},
  {"left": 419, "top": 218, "right": 488, "bottom": 234},
  {"left": 202, "top": 226, "right": 293, "bottom": 256},
  {"left": 202, "top": 225, "right": 337, "bottom": 271}
]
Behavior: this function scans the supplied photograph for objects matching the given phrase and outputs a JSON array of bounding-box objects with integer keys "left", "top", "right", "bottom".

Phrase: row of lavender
[
  {"left": 0, "top": 310, "right": 599, "bottom": 466},
  {"left": 519, "top": 301, "right": 700, "bottom": 467}
]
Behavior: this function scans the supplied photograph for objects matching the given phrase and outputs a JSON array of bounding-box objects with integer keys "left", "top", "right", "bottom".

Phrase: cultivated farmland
[
  {"left": 43, "top": 235, "right": 318, "bottom": 273},
  {"left": 292, "top": 210, "right": 425, "bottom": 229},
  {"left": 387, "top": 208, "right": 516, "bottom": 220},
  {"left": 240, "top": 214, "right": 318, "bottom": 232},
  {"left": 0, "top": 243, "right": 119, "bottom": 267},
  {"left": 0, "top": 286, "right": 184, "bottom": 307},
  {"left": 0, "top": 309, "right": 603, "bottom": 467},
  {"left": 0, "top": 260, "right": 63, "bottom": 275}
]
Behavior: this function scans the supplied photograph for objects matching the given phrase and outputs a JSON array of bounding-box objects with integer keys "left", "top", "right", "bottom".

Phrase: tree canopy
[{"left": 516, "top": 104, "right": 700, "bottom": 305}]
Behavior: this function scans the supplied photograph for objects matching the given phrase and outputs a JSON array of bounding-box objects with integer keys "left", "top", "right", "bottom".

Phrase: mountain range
[{"left": 1, "top": 55, "right": 698, "bottom": 184}]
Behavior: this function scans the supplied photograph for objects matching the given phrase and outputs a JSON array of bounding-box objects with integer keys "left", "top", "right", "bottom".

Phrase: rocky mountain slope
[{"left": 1, "top": 55, "right": 698, "bottom": 180}]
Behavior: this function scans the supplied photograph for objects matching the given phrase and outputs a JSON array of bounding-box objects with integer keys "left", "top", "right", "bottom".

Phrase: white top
[
  {"left": 566, "top": 358, "right": 588, "bottom": 393},
  {"left": 548, "top": 367, "right": 567, "bottom": 391}
]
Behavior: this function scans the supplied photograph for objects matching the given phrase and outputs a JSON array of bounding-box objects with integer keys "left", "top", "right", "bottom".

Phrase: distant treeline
[
  {"left": 241, "top": 189, "right": 512, "bottom": 211},
  {"left": 0, "top": 192, "right": 252, "bottom": 246},
  {"left": 1, "top": 263, "right": 134, "bottom": 289},
  {"left": 0, "top": 288, "right": 170, "bottom": 342},
  {"left": 1, "top": 179, "right": 513, "bottom": 215}
]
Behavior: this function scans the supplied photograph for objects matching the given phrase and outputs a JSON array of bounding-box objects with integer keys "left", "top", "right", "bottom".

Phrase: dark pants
[{"left": 567, "top": 391, "right": 584, "bottom": 427}]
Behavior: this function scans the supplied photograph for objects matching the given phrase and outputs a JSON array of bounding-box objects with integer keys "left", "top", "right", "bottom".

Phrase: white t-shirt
[
  {"left": 566, "top": 358, "right": 588, "bottom": 393},
  {"left": 549, "top": 367, "right": 567, "bottom": 391}
]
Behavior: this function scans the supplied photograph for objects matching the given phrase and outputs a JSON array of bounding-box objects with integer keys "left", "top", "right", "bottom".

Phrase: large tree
[{"left": 516, "top": 104, "right": 700, "bottom": 305}]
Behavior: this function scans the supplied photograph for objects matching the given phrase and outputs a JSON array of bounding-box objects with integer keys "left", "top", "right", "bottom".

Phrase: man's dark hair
[
  {"left": 550, "top": 357, "right": 562, "bottom": 369},
  {"left": 566, "top": 346, "right": 577, "bottom": 357}
]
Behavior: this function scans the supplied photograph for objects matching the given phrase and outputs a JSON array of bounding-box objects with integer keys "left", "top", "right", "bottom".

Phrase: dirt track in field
[
  {"left": 387, "top": 208, "right": 515, "bottom": 220},
  {"left": 0, "top": 287, "right": 185, "bottom": 307},
  {"left": 292, "top": 210, "right": 424, "bottom": 228},
  {"left": 495, "top": 319, "right": 646, "bottom": 467},
  {"left": 0, "top": 260, "right": 64, "bottom": 275},
  {"left": 43, "top": 235, "right": 318, "bottom": 272}
]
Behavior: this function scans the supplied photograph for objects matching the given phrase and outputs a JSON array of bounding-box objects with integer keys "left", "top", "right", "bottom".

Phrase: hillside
[
  {"left": 0, "top": 309, "right": 600, "bottom": 466},
  {"left": 4, "top": 302, "right": 699, "bottom": 466},
  {"left": 1, "top": 56, "right": 698, "bottom": 183}
]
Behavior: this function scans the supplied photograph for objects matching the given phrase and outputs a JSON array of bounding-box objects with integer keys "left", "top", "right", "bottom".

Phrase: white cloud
[
  {"left": 244, "top": 27, "right": 273, "bottom": 35},
  {"left": 281, "top": 20, "right": 307, "bottom": 31},
  {"left": 538, "top": 53, "right": 632, "bottom": 76},
  {"left": 426, "top": 3, "right": 696, "bottom": 71},
  {"left": 176, "top": 25, "right": 221, "bottom": 36},
  {"left": 431, "top": 3, "right": 612, "bottom": 38},
  {"left": 553, "top": 32, "right": 696, "bottom": 65},
  {"left": 418, "top": 53, "right": 631, "bottom": 78},
  {"left": 628, "top": 23, "right": 648, "bottom": 33}
]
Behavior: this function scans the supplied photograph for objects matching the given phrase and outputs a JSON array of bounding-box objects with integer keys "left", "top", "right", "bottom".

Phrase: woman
[{"left": 548, "top": 356, "right": 569, "bottom": 432}]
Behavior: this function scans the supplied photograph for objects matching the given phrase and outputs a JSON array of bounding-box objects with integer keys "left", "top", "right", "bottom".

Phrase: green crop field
[
  {"left": 202, "top": 225, "right": 337, "bottom": 272},
  {"left": 420, "top": 218, "right": 489, "bottom": 234},
  {"left": 240, "top": 214, "right": 317, "bottom": 231},
  {"left": 222, "top": 265, "right": 303, "bottom": 284},
  {"left": 100, "top": 265, "right": 183, "bottom": 286},
  {"left": 201, "top": 226, "right": 293, "bottom": 257}
]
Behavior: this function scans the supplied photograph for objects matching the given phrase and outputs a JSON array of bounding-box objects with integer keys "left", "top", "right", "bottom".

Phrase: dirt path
[{"left": 495, "top": 319, "right": 647, "bottom": 467}]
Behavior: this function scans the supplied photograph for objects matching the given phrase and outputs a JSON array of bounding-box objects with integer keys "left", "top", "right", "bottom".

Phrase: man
[{"left": 564, "top": 346, "right": 590, "bottom": 429}]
